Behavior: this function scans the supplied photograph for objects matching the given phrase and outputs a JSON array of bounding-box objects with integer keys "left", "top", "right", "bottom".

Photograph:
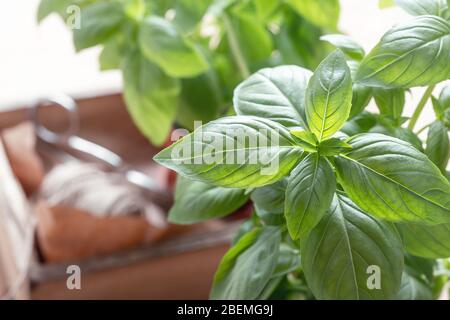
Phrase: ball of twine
[{"left": 39, "top": 161, "right": 166, "bottom": 228}]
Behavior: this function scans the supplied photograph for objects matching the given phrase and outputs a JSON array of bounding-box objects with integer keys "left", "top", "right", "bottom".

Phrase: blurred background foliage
[{"left": 38, "top": 0, "right": 340, "bottom": 145}]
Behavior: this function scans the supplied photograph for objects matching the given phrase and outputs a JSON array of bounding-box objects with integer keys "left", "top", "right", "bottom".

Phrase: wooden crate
[{"left": 0, "top": 93, "right": 235, "bottom": 299}]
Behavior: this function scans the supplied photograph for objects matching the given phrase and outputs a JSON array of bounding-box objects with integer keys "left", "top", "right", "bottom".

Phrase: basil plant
[
  {"left": 38, "top": 0, "right": 340, "bottom": 145},
  {"left": 155, "top": 0, "right": 450, "bottom": 300}
]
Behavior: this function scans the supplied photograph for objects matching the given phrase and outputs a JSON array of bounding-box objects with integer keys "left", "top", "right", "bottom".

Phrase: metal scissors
[{"left": 28, "top": 94, "right": 172, "bottom": 210}]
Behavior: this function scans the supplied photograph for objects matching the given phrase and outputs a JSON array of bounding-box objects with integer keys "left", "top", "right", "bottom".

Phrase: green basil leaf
[
  {"left": 404, "top": 254, "right": 435, "bottom": 282},
  {"left": 373, "top": 88, "right": 405, "bottom": 122},
  {"left": 444, "top": 110, "right": 450, "bottom": 128},
  {"left": 122, "top": 49, "right": 180, "bottom": 146},
  {"left": 432, "top": 86, "right": 450, "bottom": 119},
  {"left": 252, "top": 0, "right": 279, "bottom": 21},
  {"left": 168, "top": 175, "right": 248, "bottom": 224},
  {"left": 356, "top": 16, "right": 450, "bottom": 88},
  {"left": 396, "top": 272, "right": 433, "bottom": 300},
  {"left": 231, "top": 0, "right": 278, "bottom": 22},
  {"left": 369, "top": 118, "right": 396, "bottom": 131},
  {"left": 425, "top": 120, "right": 449, "bottom": 172},
  {"left": 286, "top": 0, "right": 340, "bottom": 30},
  {"left": 439, "top": 84, "right": 450, "bottom": 110},
  {"left": 320, "top": 34, "right": 365, "bottom": 61},
  {"left": 176, "top": 72, "right": 222, "bottom": 130},
  {"left": 318, "top": 138, "right": 352, "bottom": 156},
  {"left": 285, "top": 153, "right": 336, "bottom": 239},
  {"left": 210, "top": 226, "right": 281, "bottom": 299},
  {"left": 271, "top": 244, "right": 301, "bottom": 278},
  {"left": 335, "top": 133, "right": 450, "bottom": 224},
  {"left": 228, "top": 11, "right": 273, "bottom": 63},
  {"left": 290, "top": 130, "right": 318, "bottom": 152},
  {"left": 123, "top": 0, "right": 145, "bottom": 20},
  {"left": 305, "top": 50, "right": 353, "bottom": 141},
  {"left": 437, "top": 85, "right": 450, "bottom": 126},
  {"left": 369, "top": 124, "right": 424, "bottom": 151},
  {"left": 154, "top": 116, "right": 304, "bottom": 188},
  {"left": 99, "top": 36, "right": 124, "bottom": 71},
  {"left": 37, "top": 0, "right": 72, "bottom": 22},
  {"left": 434, "top": 97, "right": 445, "bottom": 121},
  {"left": 207, "top": 0, "right": 238, "bottom": 16},
  {"left": 397, "top": 222, "right": 450, "bottom": 258},
  {"left": 393, "top": 127, "right": 424, "bottom": 151},
  {"left": 301, "top": 193, "right": 404, "bottom": 300},
  {"left": 395, "top": 0, "right": 449, "bottom": 17},
  {"left": 73, "top": 2, "right": 124, "bottom": 51},
  {"left": 139, "top": 16, "right": 209, "bottom": 77},
  {"left": 350, "top": 84, "right": 373, "bottom": 119},
  {"left": 341, "top": 112, "right": 377, "bottom": 136},
  {"left": 256, "top": 276, "right": 284, "bottom": 300},
  {"left": 145, "top": 0, "right": 175, "bottom": 16},
  {"left": 173, "top": 0, "right": 212, "bottom": 31},
  {"left": 273, "top": 15, "right": 327, "bottom": 68},
  {"left": 232, "top": 218, "right": 257, "bottom": 245},
  {"left": 234, "top": 65, "right": 312, "bottom": 128},
  {"left": 347, "top": 61, "right": 373, "bottom": 119},
  {"left": 37, "top": 0, "right": 94, "bottom": 22},
  {"left": 251, "top": 179, "right": 287, "bottom": 225}
]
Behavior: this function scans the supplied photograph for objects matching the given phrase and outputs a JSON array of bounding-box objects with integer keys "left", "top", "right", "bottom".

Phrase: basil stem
[
  {"left": 222, "top": 12, "right": 251, "bottom": 79},
  {"left": 408, "top": 85, "right": 435, "bottom": 130}
]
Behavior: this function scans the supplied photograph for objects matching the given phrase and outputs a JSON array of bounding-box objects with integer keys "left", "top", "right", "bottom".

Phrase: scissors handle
[
  {"left": 29, "top": 95, "right": 172, "bottom": 210},
  {"left": 29, "top": 94, "right": 79, "bottom": 145}
]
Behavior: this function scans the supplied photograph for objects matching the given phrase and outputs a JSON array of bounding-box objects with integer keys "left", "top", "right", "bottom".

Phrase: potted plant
[
  {"left": 155, "top": 0, "right": 450, "bottom": 300},
  {"left": 33, "top": 0, "right": 347, "bottom": 298}
]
